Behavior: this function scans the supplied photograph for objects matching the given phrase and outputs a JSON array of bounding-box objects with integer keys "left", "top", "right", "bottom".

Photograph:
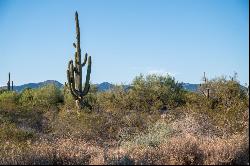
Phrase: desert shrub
[
  {"left": 84, "top": 84, "right": 99, "bottom": 110},
  {"left": 95, "top": 74, "right": 186, "bottom": 113},
  {"left": 198, "top": 75, "right": 248, "bottom": 109},
  {"left": 63, "top": 85, "right": 75, "bottom": 109},
  {"left": 121, "top": 133, "right": 248, "bottom": 165},
  {"left": 0, "top": 89, "right": 8, "bottom": 95},
  {"left": 118, "top": 109, "right": 249, "bottom": 165},
  {"left": 29, "top": 84, "right": 63, "bottom": 110},
  {"left": 19, "top": 88, "right": 35, "bottom": 108},
  {"left": 121, "top": 120, "right": 173, "bottom": 149},
  {"left": 186, "top": 75, "right": 249, "bottom": 134},
  {"left": 0, "top": 91, "right": 19, "bottom": 110},
  {"left": 63, "top": 83, "right": 98, "bottom": 110},
  {"left": 51, "top": 108, "right": 160, "bottom": 142},
  {"left": 128, "top": 74, "right": 186, "bottom": 112},
  {"left": 0, "top": 121, "right": 34, "bottom": 143},
  {"left": 96, "top": 85, "right": 132, "bottom": 111}
]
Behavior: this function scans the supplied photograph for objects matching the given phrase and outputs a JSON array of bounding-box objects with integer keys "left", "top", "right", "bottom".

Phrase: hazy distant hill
[
  {"left": 181, "top": 83, "right": 199, "bottom": 92},
  {"left": 0, "top": 81, "right": 202, "bottom": 93},
  {"left": 96, "top": 82, "right": 114, "bottom": 92},
  {"left": 0, "top": 80, "right": 63, "bottom": 92},
  {"left": 1, "top": 80, "right": 247, "bottom": 93}
]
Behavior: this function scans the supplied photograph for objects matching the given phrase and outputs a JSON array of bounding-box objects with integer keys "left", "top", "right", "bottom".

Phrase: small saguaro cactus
[
  {"left": 67, "top": 11, "right": 92, "bottom": 109},
  {"left": 199, "top": 72, "right": 210, "bottom": 98},
  {"left": 7, "top": 72, "right": 13, "bottom": 91}
]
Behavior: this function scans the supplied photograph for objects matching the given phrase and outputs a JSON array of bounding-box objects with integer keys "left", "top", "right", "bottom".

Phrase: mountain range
[{"left": 0, "top": 80, "right": 201, "bottom": 92}]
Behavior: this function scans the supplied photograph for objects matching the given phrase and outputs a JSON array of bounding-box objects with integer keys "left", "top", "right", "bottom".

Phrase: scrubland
[{"left": 0, "top": 74, "right": 249, "bottom": 165}]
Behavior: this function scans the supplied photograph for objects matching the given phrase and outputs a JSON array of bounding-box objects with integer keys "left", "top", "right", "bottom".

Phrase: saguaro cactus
[
  {"left": 199, "top": 72, "right": 210, "bottom": 98},
  {"left": 7, "top": 72, "right": 10, "bottom": 91},
  {"left": 7, "top": 72, "right": 13, "bottom": 91},
  {"left": 67, "top": 11, "right": 92, "bottom": 109}
]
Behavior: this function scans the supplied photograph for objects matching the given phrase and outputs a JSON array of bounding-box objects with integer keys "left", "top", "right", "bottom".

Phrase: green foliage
[
  {"left": 128, "top": 74, "right": 186, "bottom": 112},
  {"left": 19, "top": 88, "right": 35, "bottom": 108},
  {"left": 95, "top": 74, "right": 186, "bottom": 113},
  {"left": 63, "top": 84, "right": 98, "bottom": 110},
  {"left": 0, "top": 89, "right": 8, "bottom": 95},
  {"left": 0, "top": 91, "right": 19, "bottom": 110},
  {"left": 96, "top": 85, "right": 131, "bottom": 111},
  {"left": 19, "top": 84, "right": 63, "bottom": 110},
  {"left": 186, "top": 75, "right": 249, "bottom": 133},
  {"left": 63, "top": 85, "right": 75, "bottom": 109},
  {"left": 51, "top": 108, "right": 160, "bottom": 142}
]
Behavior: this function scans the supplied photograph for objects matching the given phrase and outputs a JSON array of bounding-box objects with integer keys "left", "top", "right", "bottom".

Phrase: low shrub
[{"left": 0, "top": 91, "right": 19, "bottom": 110}]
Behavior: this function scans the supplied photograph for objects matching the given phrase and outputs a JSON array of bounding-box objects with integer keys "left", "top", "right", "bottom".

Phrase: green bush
[
  {"left": 63, "top": 85, "right": 75, "bottom": 109},
  {"left": 96, "top": 85, "right": 131, "bottom": 111},
  {"left": 63, "top": 83, "right": 98, "bottom": 110},
  {"left": 19, "top": 88, "right": 35, "bottom": 108},
  {"left": 94, "top": 74, "right": 186, "bottom": 113},
  {"left": 0, "top": 91, "right": 19, "bottom": 110},
  {"left": 186, "top": 75, "right": 249, "bottom": 134},
  {"left": 128, "top": 74, "right": 186, "bottom": 112},
  {"left": 19, "top": 85, "right": 63, "bottom": 110},
  {"left": 30, "top": 84, "right": 63, "bottom": 109}
]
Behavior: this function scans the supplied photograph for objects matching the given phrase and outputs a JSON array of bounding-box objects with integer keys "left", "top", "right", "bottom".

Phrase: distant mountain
[
  {"left": 96, "top": 82, "right": 114, "bottom": 92},
  {"left": 95, "top": 82, "right": 200, "bottom": 92},
  {"left": 1, "top": 80, "right": 246, "bottom": 93},
  {"left": 0, "top": 80, "right": 63, "bottom": 92},
  {"left": 181, "top": 83, "right": 199, "bottom": 92},
  {"left": 0, "top": 81, "right": 200, "bottom": 93}
]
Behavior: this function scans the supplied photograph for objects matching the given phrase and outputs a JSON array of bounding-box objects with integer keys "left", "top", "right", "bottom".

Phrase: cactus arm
[
  {"left": 82, "top": 56, "right": 91, "bottom": 96},
  {"left": 68, "top": 72, "right": 81, "bottom": 100},
  {"left": 67, "top": 61, "right": 79, "bottom": 99},
  {"left": 82, "top": 53, "right": 88, "bottom": 67}
]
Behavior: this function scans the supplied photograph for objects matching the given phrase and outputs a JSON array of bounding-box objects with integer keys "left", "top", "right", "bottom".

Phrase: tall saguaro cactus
[{"left": 67, "top": 11, "right": 92, "bottom": 109}]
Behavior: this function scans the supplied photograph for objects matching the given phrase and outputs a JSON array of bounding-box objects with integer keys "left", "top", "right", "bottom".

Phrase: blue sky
[{"left": 0, "top": 0, "right": 249, "bottom": 86}]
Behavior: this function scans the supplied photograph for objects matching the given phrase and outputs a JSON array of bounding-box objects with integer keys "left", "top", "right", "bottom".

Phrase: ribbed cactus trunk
[
  {"left": 7, "top": 72, "right": 11, "bottom": 91},
  {"left": 75, "top": 12, "right": 82, "bottom": 93},
  {"left": 67, "top": 11, "right": 92, "bottom": 110}
]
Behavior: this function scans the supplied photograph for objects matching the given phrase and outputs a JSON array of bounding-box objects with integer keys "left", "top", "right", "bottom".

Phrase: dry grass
[
  {"left": 0, "top": 108, "right": 248, "bottom": 165},
  {"left": 0, "top": 138, "right": 104, "bottom": 165},
  {"left": 120, "top": 133, "right": 248, "bottom": 165}
]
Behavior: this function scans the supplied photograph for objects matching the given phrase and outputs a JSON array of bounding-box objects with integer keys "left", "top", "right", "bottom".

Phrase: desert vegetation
[
  {"left": 0, "top": 9, "right": 248, "bottom": 165},
  {"left": 0, "top": 73, "right": 249, "bottom": 165}
]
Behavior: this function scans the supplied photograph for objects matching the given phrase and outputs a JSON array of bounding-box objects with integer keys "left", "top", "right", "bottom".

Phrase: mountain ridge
[{"left": 0, "top": 80, "right": 201, "bottom": 92}]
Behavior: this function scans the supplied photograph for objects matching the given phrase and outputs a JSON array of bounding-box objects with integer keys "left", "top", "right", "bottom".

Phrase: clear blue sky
[{"left": 0, "top": 0, "right": 249, "bottom": 86}]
